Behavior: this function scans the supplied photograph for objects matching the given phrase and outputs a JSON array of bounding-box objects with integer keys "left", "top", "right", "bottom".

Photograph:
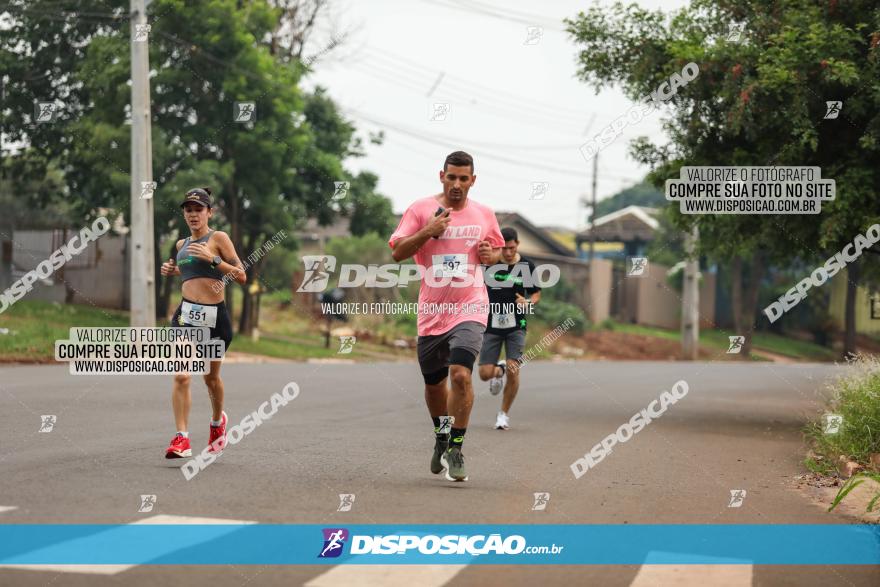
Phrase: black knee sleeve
[
  {"left": 449, "top": 348, "right": 476, "bottom": 371},
  {"left": 423, "top": 367, "right": 449, "bottom": 385}
]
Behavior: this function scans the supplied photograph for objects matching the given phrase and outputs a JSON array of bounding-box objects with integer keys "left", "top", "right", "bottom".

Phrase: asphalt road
[{"left": 0, "top": 360, "right": 877, "bottom": 586}]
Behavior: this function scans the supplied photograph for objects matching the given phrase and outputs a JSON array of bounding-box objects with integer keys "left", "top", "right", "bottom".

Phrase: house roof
[
  {"left": 576, "top": 205, "right": 660, "bottom": 243},
  {"left": 495, "top": 211, "right": 575, "bottom": 257},
  {"left": 294, "top": 210, "right": 576, "bottom": 256}
]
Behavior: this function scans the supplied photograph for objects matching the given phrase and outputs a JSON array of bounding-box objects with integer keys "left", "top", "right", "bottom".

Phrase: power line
[
  {"left": 347, "top": 107, "right": 642, "bottom": 182},
  {"left": 363, "top": 47, "right": 600, "bottom": 122},
  {"left": 0, "top": 5, "right": 124, "bottom": 21},
  {"left": 364, "top": 133, "right": 591, "bottom": 191},
  {"left": 344, "top": 101, "right": 643, "bottom": 175},
  {"left": 347, "top": 60, "right": 585, "bottom": 136},
  {"left": 353, "top": 55, "right": 589, "bottom": 131},
  {"left": 420, "top": 0, "right": 565, "bottom": 31},
  {"left": 454, "top": 0, "right": 566, "bottom": 27}
]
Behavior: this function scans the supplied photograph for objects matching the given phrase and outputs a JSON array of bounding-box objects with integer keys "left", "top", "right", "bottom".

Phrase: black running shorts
[{"left": 171, "top": 298, "right": 233, "bottom": 352}]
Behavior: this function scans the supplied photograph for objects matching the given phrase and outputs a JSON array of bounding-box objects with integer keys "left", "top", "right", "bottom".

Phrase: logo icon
[
  {"left": 297, "top": 255, "right": 336, "bottom": 292},
  {"left": 530, "top": 182, "right": 549, "bottom": 200},
  {"left": 318, "top": 528, "right": 349, "bottom": 558},
  {"left": 234, "top": 102, "right": 256, "bottom": 123},
  {"left": 35, "top": 102, "right": 58, "bottom": 123},
  {"left": 727, "top": 23, "right": 745, "bottom": 42},
  {"left": 133, "top": 23, "right": 150, "bottom": 42},
  {"left": 39, "top": 415, "right": 56, "bottom": 433},
  {"left": 524, "top": 26, "right": 543, "bottom": 45},
  {"left": 823, "top": 413, "right": 843, "bottom": 434},
  {"left": 824, "top": 101, "right": 842, "bottom": 120},
  {"left": 532, "top": 492, "right": 550, "bottom": 511},
  {"left": 138, "top": 494, "right": 157, "bottom": 513},
  {"left": 338, "top": 336, "right": 356, "bottom": 354},
  {"left": 628, "top": 257, "right": 648, "bottom": 277},
  {"left": 727, "top": 489, "right": 746, "bottom": 508},
  {"left": 727, "top": 335, "right": 745, "bottom": 354},
  {"left": 337, "top": 494, "right": 356, "bottom": 512},
  {"left": 333, "top": 181, "right": 349, "bottom": 201},
  {"left": 437, "top": 415, "right": 454, "bottom": 435},
  {"left": 140, "top": 181, "right": 157, "bottom": 200},
  {"left": 429, "top": 102, "right": 450, "bottom": 122}
]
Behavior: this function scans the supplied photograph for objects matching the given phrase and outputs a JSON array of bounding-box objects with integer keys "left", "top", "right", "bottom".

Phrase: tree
[
  {"left": 593, "top": 179, "right": 665, "bottom": 218},
  {"left": 1, "top": 1, "right": 392, "bottom": 336},
  {"left": 266, "top": 0, "right": 346, "bottom": 65},
  {"left": 567, "top": 0, "right": 880, "bottom": 357},
  {"left": 346, "top": 171, "right": 394, "bottom": 237}
]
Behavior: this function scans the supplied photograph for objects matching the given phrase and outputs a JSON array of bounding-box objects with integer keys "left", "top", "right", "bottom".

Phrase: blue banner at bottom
[{"left": 0, "top": 525, "right": 877, "bottom": 565}]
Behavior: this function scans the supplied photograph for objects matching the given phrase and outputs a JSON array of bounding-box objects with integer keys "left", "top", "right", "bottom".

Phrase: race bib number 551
[{"left": 181, "top": 301, "right": 218, "bottom": 328}]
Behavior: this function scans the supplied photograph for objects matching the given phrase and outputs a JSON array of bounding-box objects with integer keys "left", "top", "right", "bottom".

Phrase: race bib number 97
[{"left": 432, "top": 253, "right": 468, "bottom": 279}]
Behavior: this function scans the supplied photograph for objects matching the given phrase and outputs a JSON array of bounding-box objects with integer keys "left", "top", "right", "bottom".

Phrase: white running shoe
[
  {"left": 494, "top": 411, "right": 510, "bottom": 430},
  {"left": 488, "top": 361, "right": 505, "bottom": 396}
]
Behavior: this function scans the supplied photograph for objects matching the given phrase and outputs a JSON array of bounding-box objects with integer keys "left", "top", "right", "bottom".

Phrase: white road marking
[
  {"left": 0, "top": 563, "right": 130, "bottom": 575},
  {"left": 630, "top": 565, "right": 753, "bottom": 586},
  {"left": 305, "top": 564, "right": 468, "bottom": 587},
  {"left": 0, "top": 506, "right": 17, "bottom": 514},
  {"left": 630, "top": 552, "right": 753, "bottom": 587},
  {"left": 0, "top": 514, "right": 256, "bottom": 575}
]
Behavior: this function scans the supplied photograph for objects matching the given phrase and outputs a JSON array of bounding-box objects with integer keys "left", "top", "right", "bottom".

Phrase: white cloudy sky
[{"left": 307, "top": 0, "right": 689, "bottom": 230}]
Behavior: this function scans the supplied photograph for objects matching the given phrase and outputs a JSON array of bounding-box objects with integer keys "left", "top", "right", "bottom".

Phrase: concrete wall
[
  {"left": 635, "top": 263, "right": 681, "bottom": 330},
  {"left": 9, "top": 230, "right": 128, "bottom": 310},
  {"left": 522, "top": 251, "right": 590, "bottom": 306},
  {"left": 698, "top": 272, "right": 717, "bottom": 329},
  {"left": 516, "top": 252, "right": 613, "bottom": 325},
  {"left": 617, "top": 261, "right": 716, "bottom": 330},
  {"left": 588, "top": 258, "right": 613, "bottom": 324}
]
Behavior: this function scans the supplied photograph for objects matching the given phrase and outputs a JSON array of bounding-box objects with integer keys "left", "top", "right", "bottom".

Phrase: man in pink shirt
[{"left": 389, "top": 151, "right": 503, "bottom": 482}]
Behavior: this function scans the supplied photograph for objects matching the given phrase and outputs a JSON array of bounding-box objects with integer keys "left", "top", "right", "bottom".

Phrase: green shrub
[
  {"left": 598, "top": 318, "right": 615, "bottom": 331},
  {"left": 806, "top": 354, "right": 880, "bottom": 465},
  {"left": 535, "top": 299, "right": 588, "bottom": 335},
  {"left": 807, "top": 354, "right": 880, "bottom": 513}
]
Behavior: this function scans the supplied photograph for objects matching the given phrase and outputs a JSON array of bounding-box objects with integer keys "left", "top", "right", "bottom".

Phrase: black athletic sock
[
  {"left": 449, "top": 427, "right": 466, "bottom": 449},
  {"left": 432, "top": 415, "right": 449, "bottom": 439}
]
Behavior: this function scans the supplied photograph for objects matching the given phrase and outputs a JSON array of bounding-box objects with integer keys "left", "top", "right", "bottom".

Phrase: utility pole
[
  {"left": 681, "top": 225, "right": 700, "bottom": 359},
  {"left": 588, "top": 153, "right": 597, "bottom": 262},
  {"left": 129, "top": 0, "right": 155, "bottom": 326}
]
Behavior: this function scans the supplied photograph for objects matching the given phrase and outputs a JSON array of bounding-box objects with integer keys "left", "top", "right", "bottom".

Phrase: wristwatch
[{"left": 210, "top": 255, "right": 222, "bottom": 268}]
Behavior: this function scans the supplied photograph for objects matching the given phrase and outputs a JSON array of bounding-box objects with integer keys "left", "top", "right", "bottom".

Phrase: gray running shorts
[
  {"left": 479, "top": 330, "right": 526, "bottom": 365},
  {"left": 417, "top": 320, "right": 485, "bottom": 375}
]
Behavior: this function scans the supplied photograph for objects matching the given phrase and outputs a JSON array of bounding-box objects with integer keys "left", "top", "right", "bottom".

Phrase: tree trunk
[
  {"left": 58, "top": 229, "right": 76, "bottom": 304},
  {"left": 156, "top": 238, "right": 177, "bottom": 320},
  {"left": 249, "top": 257, "right": 265, "bottom": 331},
  {"left": 844, "top": 257, "right": 860, "bottom": 358},
  {"left": 226, "top": 173, "right": 239, "bottom": 324},
  {"left": 681, "top": 226, "right": 699, "bottom": 360},
  {"left": 237, "top": 232, "right": 260, "bottom": 335},
  {"left": 731, "top": 255, "right": 743, "bottom": 334},
  {"left": 740, "top": 250, "right": 765, "bottom": 357},
  {"left": 238, "top": 282, "right": 253, "bottom": 335}
]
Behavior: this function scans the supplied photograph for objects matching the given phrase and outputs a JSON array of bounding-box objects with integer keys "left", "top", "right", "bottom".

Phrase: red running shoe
[
  {"left": 207, "top": 411, "right": 228, "bottom": 454},
  {"left": 165, "top": 433, "right": 191, "bottom": 459}
]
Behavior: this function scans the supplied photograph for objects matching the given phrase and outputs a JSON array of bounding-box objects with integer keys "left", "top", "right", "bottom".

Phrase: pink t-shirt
[{"left": 389, "top": 196, "right": 504, "bottom": 336}]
